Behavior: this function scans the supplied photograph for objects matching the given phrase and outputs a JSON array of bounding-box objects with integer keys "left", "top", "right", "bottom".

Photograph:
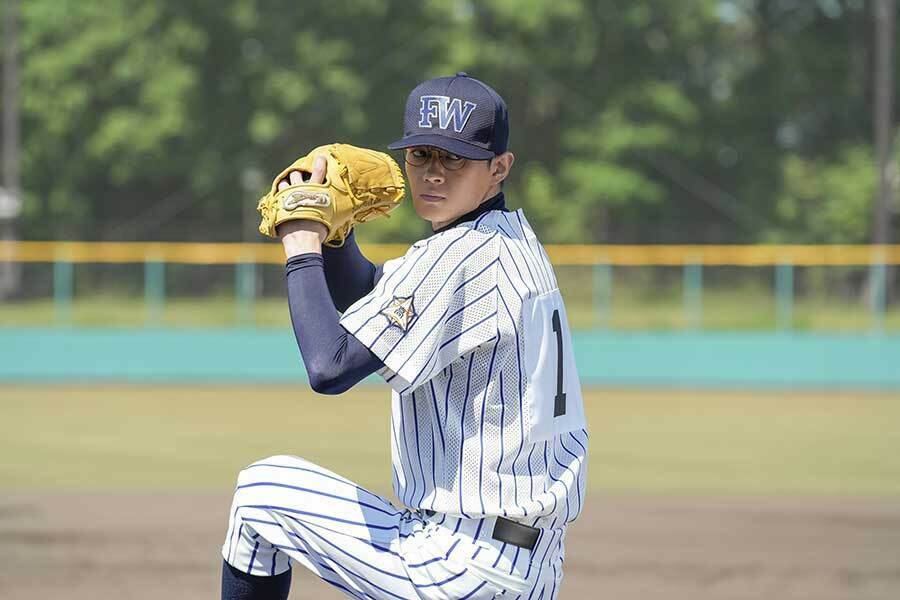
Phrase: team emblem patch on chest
[{"left": 381, "top": 296, "right": 415, "bottom": 331}]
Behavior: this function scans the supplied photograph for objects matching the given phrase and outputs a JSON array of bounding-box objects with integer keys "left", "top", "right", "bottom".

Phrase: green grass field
[{"left": 2, "top": 385, "right": 898, "bottom": 496}]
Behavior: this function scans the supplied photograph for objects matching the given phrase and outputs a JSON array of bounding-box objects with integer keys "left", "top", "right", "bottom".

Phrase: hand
[{"left": 276, "top": 154, "right": 329, "bottom": 258}]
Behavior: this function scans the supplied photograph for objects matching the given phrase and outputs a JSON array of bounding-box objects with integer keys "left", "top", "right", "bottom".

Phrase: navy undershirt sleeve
[
  {"left": 285, "top": 253, "right": 385, "bottom": 395},
  {"left": 321, "top": 229, "right": 383, "bottom": 312}
]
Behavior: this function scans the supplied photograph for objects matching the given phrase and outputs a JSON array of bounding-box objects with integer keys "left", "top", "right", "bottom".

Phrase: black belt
[{"left": 423, "top": 511, "right": 540, "bottom": 551}]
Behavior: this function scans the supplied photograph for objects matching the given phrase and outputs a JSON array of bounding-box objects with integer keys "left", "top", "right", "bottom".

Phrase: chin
[{"left": 413, "top": 198, "right": 450, "bottom": 223}]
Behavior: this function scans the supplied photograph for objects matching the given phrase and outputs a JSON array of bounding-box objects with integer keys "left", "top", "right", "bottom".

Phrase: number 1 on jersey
[
  {"left": 552, "top": 309, "right": 566, "bottom": 417},
  {"left": 523, "top": 291, "right": 585, "bottom": 442}
]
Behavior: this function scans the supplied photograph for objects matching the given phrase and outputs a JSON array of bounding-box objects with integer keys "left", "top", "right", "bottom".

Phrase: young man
[{"left": 221, "top": 73, "right": 588, "bottom": 600}]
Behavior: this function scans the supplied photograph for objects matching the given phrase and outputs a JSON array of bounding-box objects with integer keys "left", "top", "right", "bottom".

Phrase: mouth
[{"left": 418, "top": 193, "right": 446, "bottom": 203}]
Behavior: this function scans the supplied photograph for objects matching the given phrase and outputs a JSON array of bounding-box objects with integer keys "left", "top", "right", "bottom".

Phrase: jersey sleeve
[{"left": 338, "top": 229, "right": 499, "bottom": 394}]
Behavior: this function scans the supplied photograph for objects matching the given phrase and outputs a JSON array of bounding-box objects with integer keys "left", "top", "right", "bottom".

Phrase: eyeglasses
[{"left": 404, "top": 147, "right": 468, "bottom": 171}]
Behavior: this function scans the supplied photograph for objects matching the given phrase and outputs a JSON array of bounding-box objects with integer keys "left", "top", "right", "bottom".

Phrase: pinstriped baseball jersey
[{"left": 339, "top": 208, "right": 588, "bottom": 526}]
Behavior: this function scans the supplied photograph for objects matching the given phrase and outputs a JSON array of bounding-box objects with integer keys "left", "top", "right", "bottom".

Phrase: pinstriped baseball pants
[{"left": 222, "top": 455, "right": 565, "bottom": 600}]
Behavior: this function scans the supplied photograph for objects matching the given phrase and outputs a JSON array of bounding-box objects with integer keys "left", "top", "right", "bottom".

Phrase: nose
[{"left": 423, "top": 154, "right": 445, "bottom": 185}]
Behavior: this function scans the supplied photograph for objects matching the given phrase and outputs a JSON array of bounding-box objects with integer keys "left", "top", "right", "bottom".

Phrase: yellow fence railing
[
  {"left": 1, "top": 241, "right": 897, "bottom": 333},
  {"left": 3, "top": 240, "right": 900, "bottom": 266}
]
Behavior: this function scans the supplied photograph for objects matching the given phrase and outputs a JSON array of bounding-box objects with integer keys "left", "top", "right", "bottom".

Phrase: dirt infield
[{"left": 1, "top": 493, "right": 897, "bottom": 600}]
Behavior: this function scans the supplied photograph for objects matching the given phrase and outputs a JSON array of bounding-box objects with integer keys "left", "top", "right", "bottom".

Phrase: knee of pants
[{"left": 235, "top": 454, "right": 308, "bottom": 489}]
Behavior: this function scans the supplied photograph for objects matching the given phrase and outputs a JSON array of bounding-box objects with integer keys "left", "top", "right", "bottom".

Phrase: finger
[
  {"left": 310, "top": 155, "right": 327, "bottom": 185},
  {"left": 289, "top": 170, "right": 304, "bottom": 186},
  {"left": 277, "top": 179, "right": 289, "bottom": 191}
]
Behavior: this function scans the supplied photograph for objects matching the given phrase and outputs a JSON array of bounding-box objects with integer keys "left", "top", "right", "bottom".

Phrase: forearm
[
  {"left": 321, "top": 229, "right": 383, "bottom": 312},
  {"left": 285, "top": 253, "right": 384, "bottom": 394}
]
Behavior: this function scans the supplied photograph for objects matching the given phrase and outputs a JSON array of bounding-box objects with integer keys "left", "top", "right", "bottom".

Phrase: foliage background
[{"left": 7, "top": 0, "right": 900, "bottom": 245}]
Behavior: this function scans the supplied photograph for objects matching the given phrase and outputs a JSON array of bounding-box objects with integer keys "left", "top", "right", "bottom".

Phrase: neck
[{"left": 432, "top": 191, "right": 507, "bottom": 234}]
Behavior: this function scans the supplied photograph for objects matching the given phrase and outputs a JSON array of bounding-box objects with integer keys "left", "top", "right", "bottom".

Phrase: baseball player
[{"left": 221, "top": 73, "right": 588, "bottom": 600}]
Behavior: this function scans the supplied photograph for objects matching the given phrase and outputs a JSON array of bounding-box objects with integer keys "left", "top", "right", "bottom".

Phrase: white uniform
[{"left": 223, "top": 208, "right": 588, "bottom": 600}]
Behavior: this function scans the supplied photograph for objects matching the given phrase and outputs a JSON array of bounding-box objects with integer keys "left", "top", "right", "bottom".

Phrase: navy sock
[{"left": 221, "top": 560, "right": 291, "bottom": 600}]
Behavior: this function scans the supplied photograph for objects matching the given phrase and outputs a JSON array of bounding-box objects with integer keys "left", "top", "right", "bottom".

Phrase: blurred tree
[
  {"left": 16, "top": 0, "right": 443, "bottom": 241},
  {"left": 7, "top": 0, "right": 899, "bottom": 245},
  {"left": 768, "top": 132, "right": 899, "bottom": 243},
  {"left": 19, "top": 1, "right": 207, "bottom": 239},
  {"left": 689, "top": 0, "right": 878, "bottom": 242},
  {"left": 418, "top": 0, "right": 720, "bottom": 242},
  {"left": 771, "top": 144, "right": 877, "bottom": 243}
]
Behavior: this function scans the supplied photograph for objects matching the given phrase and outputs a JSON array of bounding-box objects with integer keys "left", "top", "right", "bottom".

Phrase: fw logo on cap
[{"left": 418, "top": 95, "right": 477, "bottom": 133}]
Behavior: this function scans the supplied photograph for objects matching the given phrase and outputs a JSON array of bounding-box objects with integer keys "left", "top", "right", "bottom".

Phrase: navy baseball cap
[{"left": 387, "top": 72, "right": 509, "bottom": 160}]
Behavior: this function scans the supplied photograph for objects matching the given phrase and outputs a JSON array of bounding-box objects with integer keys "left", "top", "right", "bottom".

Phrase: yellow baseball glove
[{"left": 257, "top": 143, "right": 405, "bottom": 247}]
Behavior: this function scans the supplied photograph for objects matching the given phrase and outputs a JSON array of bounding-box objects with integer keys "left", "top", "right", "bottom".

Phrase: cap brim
[{"left": 387, "top": 134, "right": 495, "bottom": 160}]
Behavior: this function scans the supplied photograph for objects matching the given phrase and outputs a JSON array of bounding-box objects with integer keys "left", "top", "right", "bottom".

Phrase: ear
[{"left": 491, "top": 151, "right": 515, "bottom": 184}]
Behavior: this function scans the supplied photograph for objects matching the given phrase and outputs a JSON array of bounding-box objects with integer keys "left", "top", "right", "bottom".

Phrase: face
[{"left": 404, "top": 146, "right": 514, "bottom": 230}]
